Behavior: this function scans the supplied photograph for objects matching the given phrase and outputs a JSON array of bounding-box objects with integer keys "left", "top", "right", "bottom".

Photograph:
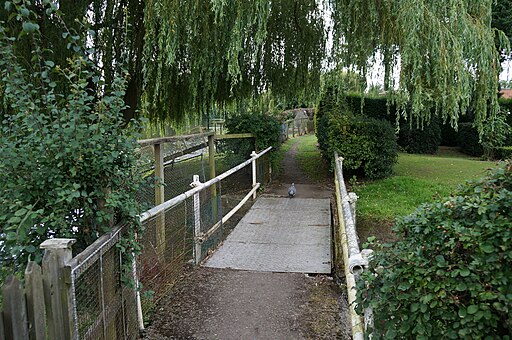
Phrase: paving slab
[{"left": 204, "top": 197, "right": 331, "bottom": 273}]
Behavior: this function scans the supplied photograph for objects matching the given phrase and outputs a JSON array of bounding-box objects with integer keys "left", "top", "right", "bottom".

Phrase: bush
[
  {"left": 495, "top": 146, "right": 512, "bottom": 160},
  {"left": 357, "top": 161, "right": 512, "bottom": 338},
  {"left": 0, "top": 5, "right": 142, "bottom": 278},
  {"left": 220, "top": 113, "right": 280, "bottom": 165},
  {"left": 458, "top": 123, "right": 483, "bottom": 157},
  {"left": 398, "top": 119, "right": 442, "bottom": 154},
  {"left": 441, "top": 122, "right": 459, "bottom": 146},
  {"left": 317, "top": 106, "right": 398, "bottom": 179}
]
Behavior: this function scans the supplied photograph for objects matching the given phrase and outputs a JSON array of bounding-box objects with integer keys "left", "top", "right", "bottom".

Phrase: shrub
[
  {"left": 0, "top": 4, "right": 142, "bottom": 278},
  {"left": 220, "top": 113, "right": 280, "bottom": 165},
  {"left": 398, "top": 119, "right": 442, "bottom": 154},
  {"left": 357, "top": 161, "right": 512, "bottom": 338},
  {"left": 458, "top": 123, "right": 483, "bottom": 157},
  {"left": 495, "top": 146, "right": 512, "bottom": 160},
  {"left": 441, "top": 122, "right": 459, "bottom": 146},
  {"left": 317, "top": 108, "right": 398, "bottom": 179}
]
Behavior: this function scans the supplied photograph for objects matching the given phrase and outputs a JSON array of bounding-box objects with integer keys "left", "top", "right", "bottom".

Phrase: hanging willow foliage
[
  {"left": 330, "top": 0, "right": 510, "bottom": 131},
  {"left": 2, "top": 0, "right": 506, "bottom": 129},
  {"left": 142, "top": 0, "right": 325, "bottom": 124}
]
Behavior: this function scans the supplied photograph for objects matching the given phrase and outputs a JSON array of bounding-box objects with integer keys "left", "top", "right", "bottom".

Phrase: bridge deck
[{"left": 204, "top": 196, "right": 332, "bottom": 273}]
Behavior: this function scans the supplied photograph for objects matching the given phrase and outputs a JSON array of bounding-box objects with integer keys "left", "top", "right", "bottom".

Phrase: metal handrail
[{"left": 139, "top": 146, "right": 272, "bottom": 223}]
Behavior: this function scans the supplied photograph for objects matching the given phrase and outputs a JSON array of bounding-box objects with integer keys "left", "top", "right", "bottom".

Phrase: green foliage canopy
[
  {"left": 2, "top": 0, "right": 505, "bottom": 130},
  {"left": 0, "top": 2, "right": 142, "bottom": 276},
  {"left": 331, "top": 0, "right": 509, "bottom": 131}
]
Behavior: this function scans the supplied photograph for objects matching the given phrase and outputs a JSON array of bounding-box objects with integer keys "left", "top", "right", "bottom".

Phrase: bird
[{"left": 288, "top": 183, "right": 296, "bottom": 198}]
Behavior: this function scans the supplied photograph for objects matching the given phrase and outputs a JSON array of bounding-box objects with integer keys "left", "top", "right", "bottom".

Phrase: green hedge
[
  {"left": 345, "top": 94, "right": 443, "bottom": 154},
  {"left": 357, "top": 161, "right": 512, "bottom": 338},
  {"left": 316, "top": 103, "right": 397, "bottom": 179},
  {"left": 458, "top": 123, "right": 483, "bottom": 157},
  {"left": 398, "top": 118, "right": 442, "bottom": 154},
  {"left": 495, "top": 146, "right": 512, "bottom": 160},
  {"left": 221, "top": 113, "right": 280, "bottom": 165}
]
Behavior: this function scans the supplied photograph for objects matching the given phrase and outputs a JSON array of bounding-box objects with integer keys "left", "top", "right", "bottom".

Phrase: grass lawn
[
  {"left": 354, "top": 151, "right": 496, "bottom": 242},
  {"left": 277, "top": 135, "right": 496, "bottom": 243},
  {"left": 294, "top": 134, "right": 331, "bottom": 183}
]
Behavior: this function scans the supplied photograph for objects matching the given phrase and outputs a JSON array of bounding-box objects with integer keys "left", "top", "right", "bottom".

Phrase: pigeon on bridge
[{"left": 288, "top": 183, "right": 296, "bottom": 198}]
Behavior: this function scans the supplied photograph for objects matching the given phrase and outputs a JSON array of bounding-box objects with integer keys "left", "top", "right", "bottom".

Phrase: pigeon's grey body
[{"left": 288, "top": 183, "right": 296, "bottom": 198}]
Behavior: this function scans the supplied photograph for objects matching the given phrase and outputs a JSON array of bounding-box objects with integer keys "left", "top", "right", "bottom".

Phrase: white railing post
[
  {"left": 191, "top": 175, "right": 202, "bottom": 264},
  {"left": 348, "top": 192, "right": 358, "bottom": 226},
  {"left": 251, "top": 151, "right": 258, "bottom": 199}
]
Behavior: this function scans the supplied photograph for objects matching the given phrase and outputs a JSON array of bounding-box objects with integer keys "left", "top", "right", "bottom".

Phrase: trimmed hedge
[
  {"left": 344, "top": 94, "right": 443, "bottom": 154},
  {"left": 316, "top": 106, "right": 398, "bottom": 179},
  {"left": 221, "top": 113, "right": 280, "bottom": 166},
  {"left": 357, "top": 161, "right": 512, "bottom": 338},
  {"left": 399, "top": 118, "right": 442, "bottom": 154},
  {"left": 458, "top": 123, "right": 483, "bottom": 157},
  {"left": 495, "top": 146, "right": 512, "bottom": 160}
]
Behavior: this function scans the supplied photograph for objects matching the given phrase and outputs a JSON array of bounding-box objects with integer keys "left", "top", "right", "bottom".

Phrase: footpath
[{"left": 143, "top": 136, "right": 350, "bottom": 339}]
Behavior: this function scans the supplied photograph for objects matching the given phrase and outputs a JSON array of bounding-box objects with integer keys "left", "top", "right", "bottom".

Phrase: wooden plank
[
  {"left": 214, "top": 133, "right": 254, "bottom": 140},
  {"left": 25, "top": 262, "right": 46, "bottom": 340},
  {"left": 2, "top": 276, "right": 28, "bottom": 340},
  {"left": 138, "top": 131, "right": 214, "bottom": 147},
  {"left": 41, "top": 239, "right": 75, "bottom": 340},
  {"left": 208, "top": 134, "right": 217, "bottom": 222},
  {"left": 154, "top": 143, "right": 166, "bottom": 258}
]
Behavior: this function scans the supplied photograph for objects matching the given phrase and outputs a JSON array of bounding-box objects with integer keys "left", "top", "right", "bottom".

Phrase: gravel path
[{"left": 143, "top": 136, "right": 351, "bottom": 339}]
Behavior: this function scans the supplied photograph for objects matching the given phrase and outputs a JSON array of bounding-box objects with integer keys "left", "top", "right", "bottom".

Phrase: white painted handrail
[{"left": 139, "top": 146, "right": 272, "bottom": 223}]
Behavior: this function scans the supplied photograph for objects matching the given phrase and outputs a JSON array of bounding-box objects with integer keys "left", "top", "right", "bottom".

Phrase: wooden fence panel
[
  {"left": 0, "top": 311, "right": 5, "bottom": 340},
  {"left": 2, "top": 276, "right": 28, "bottom": 340},
  {"left": 25, "top": 262, "right": 46, "bottom": 340}
]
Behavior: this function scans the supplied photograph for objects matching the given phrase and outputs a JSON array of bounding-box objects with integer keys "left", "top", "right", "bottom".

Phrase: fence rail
[
  {"left": 334, "top": 152, "right": 373, "bottom": 340},
  {"left": 0, "top": 130, "right": 272, "bottom": 340}
]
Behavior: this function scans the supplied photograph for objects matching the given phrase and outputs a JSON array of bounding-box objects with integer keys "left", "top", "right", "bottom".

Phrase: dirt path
[{"left": 143, "top": 136, "right": 350, "bottom": 339}]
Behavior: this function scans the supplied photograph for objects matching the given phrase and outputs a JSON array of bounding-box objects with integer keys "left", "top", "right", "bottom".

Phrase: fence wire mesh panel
[
  {"left": 135, "top": 134, "right": 210, "bottom": 210},
  {"left": 70, "top": 226, "right": 139, "bottom": 340},
  {"left": 137, "top": 140, "right": 272, "bottom": 323},
  {"left": 135, "top": 145, "right": 156, "bottom": 211},
  {"left": 137, "top": 198, "right": 194, "bottom": 317}
]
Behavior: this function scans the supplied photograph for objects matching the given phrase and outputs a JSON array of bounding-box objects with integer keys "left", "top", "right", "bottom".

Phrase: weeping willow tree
[
  {"left": 2, "top": 0, "right": 506, "bottom": 130},
  {"left": 331, "top": 0, "right": 509, "bottom": 130},
  {"left": 142, "top": 0, "right": 507, "bottom": 130},
  {"left": 142, "top": 0, "right": 325, "bottom": 124}
]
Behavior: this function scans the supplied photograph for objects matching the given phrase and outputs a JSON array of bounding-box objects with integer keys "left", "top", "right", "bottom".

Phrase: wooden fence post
[
  {"left": 208, "top": 134, "right": 218, "bottom": 222},
  {"left": 2, "top": 276, "right": 28, "bottom": 340},
  {"left": 25, "top": 262, "right": 46, "bottom": 340},
  {"left": 154, "top": 143, "right": 166, "bottom": 258},
  {"left": 40, "top": 238, "right": 76, "bottom": 340}
]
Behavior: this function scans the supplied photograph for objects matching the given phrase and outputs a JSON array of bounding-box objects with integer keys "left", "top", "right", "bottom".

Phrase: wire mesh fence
[
  {"left": 69, "top": 225, "right": 139, "bottom": 340},
  {"left": 135, "top": 135, "right": 271, "bottom": 324},
  {"left": 66, "top": 132, "right": 272, "bottom": 339}
]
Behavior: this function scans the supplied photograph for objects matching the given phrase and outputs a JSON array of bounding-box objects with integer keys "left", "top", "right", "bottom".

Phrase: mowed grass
[
  {"left": 354, "top": 151, "right": 495, "bottom": 242},
  {"left": 355, "top": 153, "right": 495, "bottom": 220},
  {"left": 295, "top": 134, "right": 331, "bottom": 183}
]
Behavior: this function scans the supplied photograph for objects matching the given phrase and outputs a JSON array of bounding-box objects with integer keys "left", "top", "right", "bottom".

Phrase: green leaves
[
  {"left": 0, "top": 2, "right": 143, "bottom": 281},
  {"left": 356, "top": 161, "right": 512, "bottom": 337}
]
